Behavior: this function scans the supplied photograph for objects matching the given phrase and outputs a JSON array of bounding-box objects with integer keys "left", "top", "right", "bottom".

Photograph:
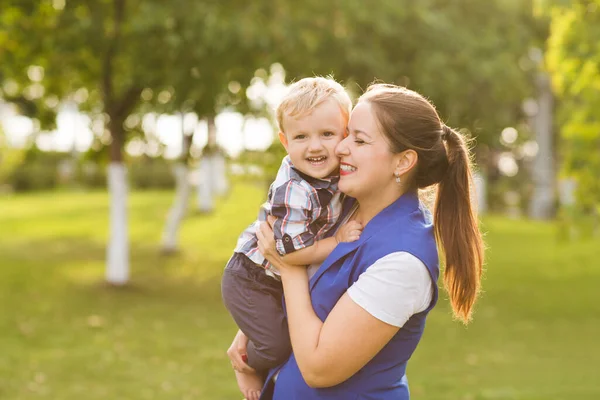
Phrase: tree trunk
[
  {"left": 197, "top": 116, "right": 217, "bottom": 213},
  {"left": 106, "top": 121, "right": 129, "bottom": 285},
  {"left": 161, "top": 163, "right": 191, "bottom": 252},
  {"left": 528, "top": 72, "right": 555, "bottom": 220},
  {"left": 106, "top": 161, "right": 129, "bottom": 285},
  {"left": 473, "top": 170, "right": 487, "bottom": 215},
  {"left": 213, "top": 151, "right": 229, "bottom": 197},
  {"left": 197, "top": 154, "right": 215, "bottom": 213},
  {"left": 161, "top": 113, "right": 193, "bottom": 252}
]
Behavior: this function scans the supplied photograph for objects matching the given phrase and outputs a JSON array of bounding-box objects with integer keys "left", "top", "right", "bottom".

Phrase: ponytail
[{"left": 434, "top": 125, "right": 484, "bottom": 323}]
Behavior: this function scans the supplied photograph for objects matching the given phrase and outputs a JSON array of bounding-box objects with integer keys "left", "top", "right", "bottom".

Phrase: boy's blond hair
[{"left": 276, "top": 77, "right": 352, "bottom": 133}]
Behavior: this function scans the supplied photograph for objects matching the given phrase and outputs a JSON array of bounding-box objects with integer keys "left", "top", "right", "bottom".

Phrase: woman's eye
[{"left": 354, "top": 139, "right": 365, "bottom": 145}]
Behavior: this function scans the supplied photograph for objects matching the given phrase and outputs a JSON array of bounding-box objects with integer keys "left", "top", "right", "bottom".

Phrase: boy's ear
[{"left": 278, "top": 131, "right": 288, "bottom": 150}]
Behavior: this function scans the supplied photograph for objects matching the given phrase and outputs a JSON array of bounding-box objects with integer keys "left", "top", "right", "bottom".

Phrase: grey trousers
[{"left": 221, "top": 253, "right": 291, "bottom": 374}]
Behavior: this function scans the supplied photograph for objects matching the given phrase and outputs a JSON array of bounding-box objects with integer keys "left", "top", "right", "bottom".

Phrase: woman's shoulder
[
  {"left": 354, "top": 203, "right": 439, "bottom": 274},
  {"left": 371, "top": 204, "right": 434, "bottom": 243}
]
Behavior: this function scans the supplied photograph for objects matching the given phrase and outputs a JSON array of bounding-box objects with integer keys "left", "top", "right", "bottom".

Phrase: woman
[{"left": 231, "top": 84, "right": 485, "bottom": 399}]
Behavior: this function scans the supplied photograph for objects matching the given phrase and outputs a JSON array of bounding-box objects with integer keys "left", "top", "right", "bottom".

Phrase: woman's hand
[
  {"left": 255, "top": 216, "right": 281, "bottom": 265},
  {"left": 227, "top": 329, "right": 255, "bottom": 374},
  {"left": 256, "top": 216, "right": 305, "bottom": 277}
]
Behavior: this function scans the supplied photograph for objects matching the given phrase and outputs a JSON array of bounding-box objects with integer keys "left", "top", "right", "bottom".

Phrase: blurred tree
[
  {"left": 0, "top": 0, "right": 273, "bottom": 282},
  {"left": 545, "top": 0, "right": 600, "bottom": 223},
  {"left": 269, "top": 0, "right": 539, "bottom": 143},
  {"left": 0, "top": 4, "right": 58, "bottom": 131},
  {"left": 153, "top": 0, "right": 269, "bottom": 251},
  {"left": 0, "top": 125, "right": 26, "bottom": 188}
]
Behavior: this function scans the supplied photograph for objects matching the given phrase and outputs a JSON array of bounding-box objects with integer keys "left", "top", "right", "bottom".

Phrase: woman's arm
[
  {"left": 278, "top": 266, "right": 400, "bottom": 387},
  {"left": 257, "top": 221, "right": 408, "bottom": 388}
]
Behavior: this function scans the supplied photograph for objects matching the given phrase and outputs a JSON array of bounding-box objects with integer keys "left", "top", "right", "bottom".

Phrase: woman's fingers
[
  {"left": 259, "top": 221, "right": 274, "bottom": 237},
  {"left": 257, "top": 222, "right": 277, "bottom": 258},
  {"left": 228, "top": 349, "right": 254, "bottom": 374},
  {"left": 255, "top": 224, "right": 264, "bottom": 242},
  {"left": 238, "top": 362, "right": 255, "bottom": 374},
  {"left": 227, "top": 342, "right": 245, "bottom": 371},
  {"left": 227, "top": 331, "right": 255, "bottom": 374}
]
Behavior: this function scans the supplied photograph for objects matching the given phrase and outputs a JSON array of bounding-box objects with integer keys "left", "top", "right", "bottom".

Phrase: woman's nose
[{"left": 335, "top": 136, "right": 350, "bottom": 156}]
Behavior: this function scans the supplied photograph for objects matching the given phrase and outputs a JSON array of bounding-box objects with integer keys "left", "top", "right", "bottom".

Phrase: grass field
[{"left": 1, "top": 184, "right": 599, "bottom": 399}]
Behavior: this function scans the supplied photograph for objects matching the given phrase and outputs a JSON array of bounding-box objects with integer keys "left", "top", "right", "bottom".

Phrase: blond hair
[{"left": 276, "top": 77, "right": 352, "bottom": 133}]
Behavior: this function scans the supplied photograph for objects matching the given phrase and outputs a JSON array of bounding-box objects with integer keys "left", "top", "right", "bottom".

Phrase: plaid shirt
[{"left": 234, "top": 155, "right": 343, "bottom": 276}]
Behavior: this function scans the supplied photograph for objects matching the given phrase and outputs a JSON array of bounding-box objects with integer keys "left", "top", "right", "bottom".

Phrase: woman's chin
[{"left": 338, "top": 181, "right": 353, "bottom": 196}]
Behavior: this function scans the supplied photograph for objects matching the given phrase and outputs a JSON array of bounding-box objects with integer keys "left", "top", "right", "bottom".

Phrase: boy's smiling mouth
[{"left": 306, "top": 156, "right": 327, "bottom": 166}]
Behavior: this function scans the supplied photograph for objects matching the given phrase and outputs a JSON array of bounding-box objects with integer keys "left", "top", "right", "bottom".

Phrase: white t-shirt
[{"left": 347, "top": 252, "right": 434, "bottom": 328}]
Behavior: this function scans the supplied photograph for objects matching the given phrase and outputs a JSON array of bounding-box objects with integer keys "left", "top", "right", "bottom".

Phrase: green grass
[{"left": 0, "top": 185, "right": 598, "bottom": 399}]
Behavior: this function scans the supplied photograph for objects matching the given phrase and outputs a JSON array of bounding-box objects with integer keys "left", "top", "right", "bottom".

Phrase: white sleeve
[{"left": 347, "top": 252, "right": 434, "bottom": 328}]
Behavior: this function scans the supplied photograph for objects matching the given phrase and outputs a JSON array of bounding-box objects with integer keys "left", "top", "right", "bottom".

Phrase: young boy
[{"left": 221, "top": 77, "right": 361, "bottom": 398}]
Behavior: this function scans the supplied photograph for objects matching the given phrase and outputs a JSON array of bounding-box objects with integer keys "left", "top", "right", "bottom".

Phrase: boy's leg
[{"left": 221, "top": 253, "right": 291, "bottom": 373}]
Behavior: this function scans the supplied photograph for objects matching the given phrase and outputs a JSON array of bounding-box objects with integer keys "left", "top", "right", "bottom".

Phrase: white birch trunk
[
  {"left": 197, "top": 155, "right": 214, "bottom": 212},
  {"left": 473, "top": 170, "right": 487, "bottom": 215},
  {"left": 106, "top": 163, "right": 129, "bottom": 285},
  {"left": 197, "top": 116, "right": 217, "bottom": 213},
  {"left": 213, "top": 152, "right": 229, "bottom": 196},
  {"left": 528, "top": 73, "right": 555, "bottom": 220},
  {"left": 161, "top": 163, "right": 191, "bottom": 252}
]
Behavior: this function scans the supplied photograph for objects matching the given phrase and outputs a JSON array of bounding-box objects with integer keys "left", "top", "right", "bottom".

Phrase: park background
[{"left": 1, "top": 1, "right": 599, "bottom": 399}]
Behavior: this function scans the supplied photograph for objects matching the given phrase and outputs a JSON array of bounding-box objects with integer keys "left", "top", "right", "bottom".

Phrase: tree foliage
[
  {"left": 269, "top": 0, "right": 539, "bottom": 147},
  {"left": 546, "top": 0, "right": 600, "bottom": 211},
  {"left": 1, "top": 0, "right": 271, "bottom": 163},
  {"left": 3, "top": 0, "right": 544, "bottom": 191}
]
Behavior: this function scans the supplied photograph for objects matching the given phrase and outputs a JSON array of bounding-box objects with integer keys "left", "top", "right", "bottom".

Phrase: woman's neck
[{"left": 354, "top": 188, "right": 410, "bottom": 226}]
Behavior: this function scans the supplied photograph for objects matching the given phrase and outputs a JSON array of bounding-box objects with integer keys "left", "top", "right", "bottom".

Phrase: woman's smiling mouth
[{"left": 340, "top": 163, "right": 357, "bottom": 175}]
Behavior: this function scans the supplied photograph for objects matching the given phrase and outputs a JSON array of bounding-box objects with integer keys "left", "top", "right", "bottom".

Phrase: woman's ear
[
  {"left": 278, "top": 132, "right": 288, "bottom": 150},
  {"left": 394, "top": 149, "right": 418, "bottom": 177}
]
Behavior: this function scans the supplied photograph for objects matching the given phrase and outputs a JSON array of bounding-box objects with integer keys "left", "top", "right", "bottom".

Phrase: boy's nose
[{"left": 308, "top": 138, "right": 324, "bottom": 151}]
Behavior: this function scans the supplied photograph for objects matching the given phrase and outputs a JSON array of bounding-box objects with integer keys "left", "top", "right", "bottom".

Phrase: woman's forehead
[{"left": 349, "top": 102, "right": 382, "bottom": 138}]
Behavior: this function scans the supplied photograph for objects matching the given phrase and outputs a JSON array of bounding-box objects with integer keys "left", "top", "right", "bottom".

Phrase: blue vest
[{"left": 263, "top": 192, "right": 439, "bottom": 400}]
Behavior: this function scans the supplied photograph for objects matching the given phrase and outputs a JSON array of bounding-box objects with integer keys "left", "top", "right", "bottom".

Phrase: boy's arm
[
  {"left": 280, "top": 237, "right": 338, "bottom": 266},
  {"left": 269, "top": 180, "right": 362, "bottom": 266},
  {"left": 278, "top": 220, "right": 363, "bottom": 266}
]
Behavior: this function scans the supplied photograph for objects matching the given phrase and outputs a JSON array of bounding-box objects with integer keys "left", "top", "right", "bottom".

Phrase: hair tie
[{"left": 441, "top": 125, "right": 452, "bottom": 141}]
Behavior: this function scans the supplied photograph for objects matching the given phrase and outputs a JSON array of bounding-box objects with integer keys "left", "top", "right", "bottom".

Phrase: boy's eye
[
  {"left": 294, "top": 135, "right": 306, "bottom": 140},
  {"left": 323, "top": 131, "right": 335, "bottom": 137}
]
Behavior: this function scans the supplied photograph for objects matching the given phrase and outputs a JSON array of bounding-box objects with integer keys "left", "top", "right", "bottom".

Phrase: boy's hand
[{"left": 335, "top": 220, "right": 363, "bottom": 243}]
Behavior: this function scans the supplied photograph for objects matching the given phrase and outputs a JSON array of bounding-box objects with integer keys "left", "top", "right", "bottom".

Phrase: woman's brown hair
[{"left": 360, "top": 84, "right": 484, "bottom": 323}]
